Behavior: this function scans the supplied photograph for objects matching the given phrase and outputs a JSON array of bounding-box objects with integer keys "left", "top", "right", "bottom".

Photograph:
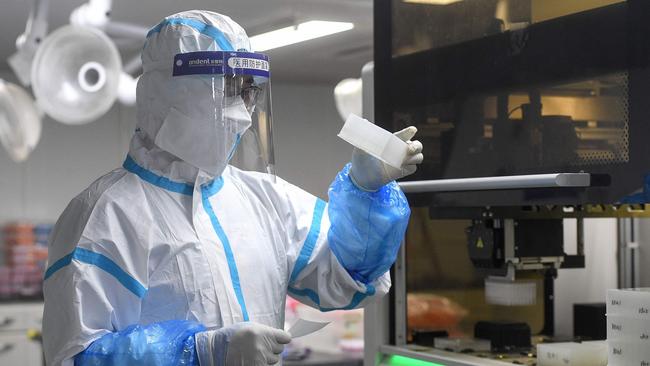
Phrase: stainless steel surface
[
  {"left": 361, "top": 61, "right": 373, "bottom": 122},
  {"left": 618, "top": 217, "right": 640, "bottom": 288},
  {"left": 577, "top": 217, "right": 585, "bottom": 256},
  {"left": 363, "top": 292, "right": 390, "bottom": 366},
  {"left": 504, "top": 219, "right": 515, "bottom": 261},
  {"left": 394, "top": 242, "right": 407, "bottom": 347},
  {"left": 398, "top": 173, "right": 591, "bottom": 193},
  {"left": 362, "top": 60, "right": 392, "bottom": 366}
]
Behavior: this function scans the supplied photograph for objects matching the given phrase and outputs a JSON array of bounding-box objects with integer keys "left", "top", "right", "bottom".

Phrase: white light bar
[
  {"left": 250, "top": 21, "right": 354, "bottom": 52},
  {"left": 403, "top": 0, "right": 462, "bottom": 5}
]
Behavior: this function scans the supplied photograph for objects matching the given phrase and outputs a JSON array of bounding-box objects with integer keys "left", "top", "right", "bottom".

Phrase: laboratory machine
[{"left": 365, "top": 1, "right": 650, "bottom": 365}]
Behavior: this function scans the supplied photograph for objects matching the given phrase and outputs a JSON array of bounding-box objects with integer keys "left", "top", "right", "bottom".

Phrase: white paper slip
[{"left": 287, "top": 319, "right": 330, "bottom": 338}]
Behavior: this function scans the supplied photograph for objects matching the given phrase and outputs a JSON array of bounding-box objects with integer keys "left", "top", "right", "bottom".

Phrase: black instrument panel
[{"left": 375, "top": 0, "right": 650, "bottom": 206}]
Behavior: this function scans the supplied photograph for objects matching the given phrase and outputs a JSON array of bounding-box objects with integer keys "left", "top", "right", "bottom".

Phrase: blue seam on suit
[
  {"left": 123, "top": 155, "right": 194, "bottom": 196},
  {"left": 147, "top": 17, "right": 234, "bottom": 51},
  {"left": 289, "top": 199, "right": 326, "bottom": 283},
  {"left": 44, "top": 247, "right": 147, "bottom": 298},
  {"left": 201, "top": 182, "right": 250, "bottom": 321},
  {"left": 287, "top": 284, "right": 375, "bottom": 312}
]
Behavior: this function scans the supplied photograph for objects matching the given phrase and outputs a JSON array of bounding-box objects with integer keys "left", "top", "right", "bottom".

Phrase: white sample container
[
  {"left": 607, "top": 288, "right": 650, "bottom": 318},
  {"left": 484, "top": 277, "right": 536, "bottom": 306},
  {"left": 537, "top": 341, "right": 607, "bottom": 366},
  {"left": 607, "top": 314, "right": 650, "bottom": 343},
  {"left": 338, "top": 114, "right": 409, "bottom": 169},
  {"left": 606, "top": 290, "right": 650, "bottom": 365},
  {"left": 607, "top": 340, "right": 650, "bottom": 366}
]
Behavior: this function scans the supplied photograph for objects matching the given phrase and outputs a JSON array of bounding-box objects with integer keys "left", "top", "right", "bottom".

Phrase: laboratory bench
[{"left": 0, "top": 301, "right": 44, "bottom": 366}]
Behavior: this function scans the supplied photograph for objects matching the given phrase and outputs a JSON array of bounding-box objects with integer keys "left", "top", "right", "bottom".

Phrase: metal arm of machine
[
  {"left": 7, "top": 0, "right": 51, "bottom": 86},
  {"left": 18, "top": 0, "right": 50, "bottom": 47},
  {"left": 70, "top": 0, "right": 149, "bottom": 40},
  {"left": 398, "top": 173, "right": 591, "bottom": 193}
]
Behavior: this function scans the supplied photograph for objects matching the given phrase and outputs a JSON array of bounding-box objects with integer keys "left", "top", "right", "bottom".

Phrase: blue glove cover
[
  {"left": 74, "top": 320, "right": 206, "bottom": 366},
  {"left": 327, "top": 163, "right": 410, "bottom": 283}
]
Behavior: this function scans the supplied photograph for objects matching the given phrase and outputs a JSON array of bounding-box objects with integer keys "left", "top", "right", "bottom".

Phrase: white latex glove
[
  {"left": 195, "top": 322, "right": 291, "bottom": 366},
  {"left": 349, "top": 126, "right": 424, "bottom": 191}
]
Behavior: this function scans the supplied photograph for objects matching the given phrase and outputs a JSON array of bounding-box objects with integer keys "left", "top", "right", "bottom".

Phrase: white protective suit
[{"left": 43, "top": 10, "right": 411, "bottom": 366}]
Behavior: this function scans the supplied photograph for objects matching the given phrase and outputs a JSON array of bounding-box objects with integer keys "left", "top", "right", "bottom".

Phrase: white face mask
[{"left": 155, "top": 95, "right": 252, "bottom": 177}]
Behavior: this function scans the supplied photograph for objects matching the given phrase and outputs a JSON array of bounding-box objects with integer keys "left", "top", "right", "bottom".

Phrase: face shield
[{"left": 154, "top": 51, "right": 274, "bottom": 178}]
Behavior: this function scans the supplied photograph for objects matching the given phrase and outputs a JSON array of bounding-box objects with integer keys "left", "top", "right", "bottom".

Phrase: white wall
[
  {"left": 0, "top": 105, "right": 135, "bottom": 223},
  {"left": 0, "top": 81, "right": 350, "bottom": 223},
  {"left": 272, "top": 83, "right": 353, "bottom": 198},
  {"left": 553, "top": 218, "right": 618, "bottom": 337}
]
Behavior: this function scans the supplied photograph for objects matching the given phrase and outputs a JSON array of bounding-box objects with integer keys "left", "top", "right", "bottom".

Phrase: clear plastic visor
[{"left": 171, "top": 51, "right": 275, "bottom": 177}]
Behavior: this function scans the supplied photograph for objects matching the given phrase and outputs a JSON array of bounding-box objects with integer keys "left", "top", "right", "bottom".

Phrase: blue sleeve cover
[
  {"left": 327, "top": 163, "right": 410, "bottom": 284},
  {"left": 74, "top": 320, "right": 206, "bottom": 366}
]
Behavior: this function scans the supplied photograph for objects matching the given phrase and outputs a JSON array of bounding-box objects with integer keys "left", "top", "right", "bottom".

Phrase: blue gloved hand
[{"left": 195, "top": 322, "right": 291, "bottom": 366}]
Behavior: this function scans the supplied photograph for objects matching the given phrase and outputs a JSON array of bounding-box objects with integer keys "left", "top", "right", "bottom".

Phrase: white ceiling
[{"left": 0, "top": 0, "right": 373, "bottom": 84}]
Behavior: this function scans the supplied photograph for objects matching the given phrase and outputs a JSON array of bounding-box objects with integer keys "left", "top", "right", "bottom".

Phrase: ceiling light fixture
[
  {"left": 403, "top": 0, "right": 462, "bottom": 5},
  {"left": 250, "top": 21, "right": 354, "bottom": 52}
]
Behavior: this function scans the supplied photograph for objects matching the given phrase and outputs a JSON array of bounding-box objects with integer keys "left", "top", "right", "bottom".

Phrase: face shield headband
[{"left": 172, "top": 51, "right": 270, "bottom": 112}]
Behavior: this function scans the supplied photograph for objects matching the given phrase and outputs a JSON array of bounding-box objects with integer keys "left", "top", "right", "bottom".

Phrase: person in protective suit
[{"left": 42, "top": 10, "right": 423, "bottom": 366}]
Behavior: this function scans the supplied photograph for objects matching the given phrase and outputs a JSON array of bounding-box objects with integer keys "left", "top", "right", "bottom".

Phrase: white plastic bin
[
  {"left": 537, "top": 341, "right": 607, "bottom": 366},
  {"left": 607, "top": 314, "right": 650, "bottom": 343},
  {"left": 607, "top": 288, "right": 650, "bottom": 318},
  {"left": 607, "top": 340, "right": 650, "bottom": 365}
]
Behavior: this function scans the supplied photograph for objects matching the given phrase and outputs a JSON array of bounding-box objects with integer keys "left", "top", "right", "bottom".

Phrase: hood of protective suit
[{"left": 132, "top": 10, "right": 253, "bottom": 179}]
